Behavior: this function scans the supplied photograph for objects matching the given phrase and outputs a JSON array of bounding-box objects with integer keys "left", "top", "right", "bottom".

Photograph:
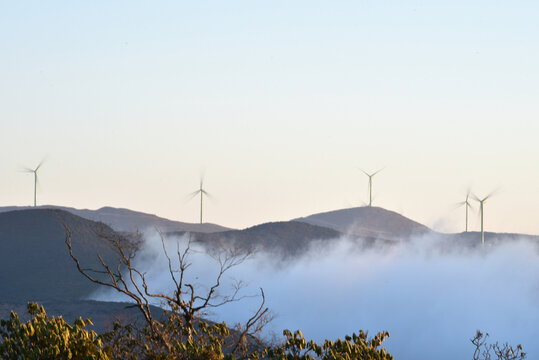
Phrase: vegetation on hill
[
  {"left": 0, "top": 303, "right": 109, "bottom": 360},
  {"left": 1, "top": 302, "right": 397, "bottom": 360}
]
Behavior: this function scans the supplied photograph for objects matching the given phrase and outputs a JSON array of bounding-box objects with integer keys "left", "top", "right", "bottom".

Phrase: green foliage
[
  {"left": 0, "top": 303, "right": 394, "bottom": 360},
  {"left": 96, "top": 306, "right": 261, "bottom": 360},
  {"left": 0, "top": 302, "right": 110, "bottom": 360},
  {"left": 4, "top": 305, "right": 526, "bottom": 360},
  {"left": 266, "top": 329, "right": 393, "bottom": 360}
]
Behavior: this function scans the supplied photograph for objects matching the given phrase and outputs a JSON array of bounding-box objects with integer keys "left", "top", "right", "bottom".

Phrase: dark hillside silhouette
[
  {"left": 0, "top": 209, "right": 119, "bottom": 302},
  {"left": 170, "top": 221, "right": 343, "bottom": 257},
  {"left": 0, "top": 205, "right": 231, "bottom": 234}
]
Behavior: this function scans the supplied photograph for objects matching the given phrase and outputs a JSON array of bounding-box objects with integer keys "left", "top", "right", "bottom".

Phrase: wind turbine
[
  {"left": 23, "top": 160, "right": 45, "bottom": 207},
  {"left": 188, "top": 177, "right": 211, "bottom": 224},
  {"left": 471, "top": 192, "right": 495, "bottom": 245},
  {"left": 456, "top": 192, "right": 473, "bottom": 232},
  {"left": 360, "top": 168, "right": 383, "bottom": 207}
]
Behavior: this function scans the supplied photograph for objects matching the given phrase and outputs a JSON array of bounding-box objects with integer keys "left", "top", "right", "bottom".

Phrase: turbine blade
[
  {"left": 35, "top": 162, "right": 43, "bottom": 172},
  {"left": 470, "top": 193, "right": 481, "bottom": 202},
  {"left": 184, "top": 190, "right": 201, "bottom": 201},
  {"left": 202, "top": 190, "right": 214, "bottom": 199},
  {"left": 484, "top": 188, "right": 500, "bottom": 201},
  {"left": 450, "top": 201, "right": 466, "bottom": 211},
  {"left": 372, "top": 167, "right": 384, "bottom": 176},
  {"left": 199, "top": 168, "right": 206, "bottom": 186}
]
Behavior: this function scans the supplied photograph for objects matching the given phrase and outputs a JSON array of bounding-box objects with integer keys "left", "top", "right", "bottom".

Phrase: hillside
[
  {"left": 169, "top": 221, "right": 343, "bottom": 257},
  {"left": 165, "top": 207, "right": 435, "bottom": 257},
  {"left": 438, "top": 231, "right": 539, "bottom": 248},
  {"left": 294, "top": 206, "right": 432, "bottom": 240},
  {"left": 0, "top": 205, "right": 231, "bottom": 233},
  {"left": 0, "top": 209, "right": 120, "bottom": 302}
]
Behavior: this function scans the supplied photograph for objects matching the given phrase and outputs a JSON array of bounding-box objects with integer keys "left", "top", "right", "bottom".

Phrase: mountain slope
[
  {"left": 170, "top": 221, "right": 343, "bottom": 256},
  {"left": 0, "top": 205, "right": 231, "bottom": 233},
  {"left": 0, "top": 209, "right": 120, "bottom": 302},
  {"left": 294, "top": 206, "right": 432, "bottom": 239}
]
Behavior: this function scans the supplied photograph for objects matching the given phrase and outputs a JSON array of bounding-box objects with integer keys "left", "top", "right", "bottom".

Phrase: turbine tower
[
  {"left": 456, "top": 192, "right": 473, "bottom": 232},
  {"left": 472, "top": 192, "right": 494, "bottom": 245},
  {"left": 24, "top": 160, "right": 44, "bottom": 207},
  {"left": 360, "top": 168, "right": 383, "bottom": 207},
  {"left": 188, "top": 177, "right": 210, "bottom": 224}
]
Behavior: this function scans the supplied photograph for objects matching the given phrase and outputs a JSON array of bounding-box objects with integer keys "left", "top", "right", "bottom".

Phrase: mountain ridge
[
  {"left": 0, "top": 205, "right": 231, "bottom": 234},
  {"left": 293, "top": 206, "right": 433, "bottom": 239}
]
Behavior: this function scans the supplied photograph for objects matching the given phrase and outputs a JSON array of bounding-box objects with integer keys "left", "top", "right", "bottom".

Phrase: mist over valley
[{"left": 1, "top": 205, "right": 537, "bottom": 359}]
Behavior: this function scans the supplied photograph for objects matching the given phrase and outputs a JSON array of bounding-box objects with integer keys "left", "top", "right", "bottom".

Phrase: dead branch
[{"left": 54, "top": 210, "right": 270, "bottom": 357}]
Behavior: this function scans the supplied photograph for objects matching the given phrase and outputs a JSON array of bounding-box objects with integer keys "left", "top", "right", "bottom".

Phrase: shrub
[
  {"left": 266, "top": 329, "right": 393, "bottom": 360},
  {"left": 0, "top": 302, "right": 110, "bottom": 360}
]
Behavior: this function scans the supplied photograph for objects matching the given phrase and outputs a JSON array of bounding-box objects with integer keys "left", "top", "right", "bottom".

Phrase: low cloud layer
[{"left": 91, "top": 231, "right": 539, "bottom": 360}]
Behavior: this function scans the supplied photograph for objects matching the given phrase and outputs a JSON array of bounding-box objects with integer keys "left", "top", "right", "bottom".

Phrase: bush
[
  {"left": 266, "top": 329, "right": 393, "bottom": 360},
  {"left": 0, "top": 302, "right": 110, "bottom": 360}
]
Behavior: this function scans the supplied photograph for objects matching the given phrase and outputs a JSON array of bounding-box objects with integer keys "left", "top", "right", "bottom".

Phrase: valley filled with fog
[{"left": 91, "top": 229, "right": 539, "bottom": 360}]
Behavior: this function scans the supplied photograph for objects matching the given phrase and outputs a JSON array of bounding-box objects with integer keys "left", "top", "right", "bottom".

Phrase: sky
[{"left": 1, "top": 1, "right": 539, "bottom": 233}]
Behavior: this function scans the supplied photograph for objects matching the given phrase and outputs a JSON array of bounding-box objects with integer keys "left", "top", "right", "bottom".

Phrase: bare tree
[
  {"left": 471, "top": 330, "right": 526, "bottom": 360},
  {"left": 56, "top": 213, "right": 270, "bottom": 358}
]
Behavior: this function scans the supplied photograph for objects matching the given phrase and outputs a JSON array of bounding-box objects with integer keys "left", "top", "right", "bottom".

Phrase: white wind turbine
[
  {"left": 23, "top": 160, "right": 45, "bottom": 207},
  {"left": 360, "top": 168, "right": 383, "bottom": 207},
  {"left": 471, "top": 191, "right": 496, "bottom": 245},
  {"left": 456, "top": 191, "right": 473, "bottom": 232},
  {"left": 187, "top": 176, "right": 211, "bottom": 224}
]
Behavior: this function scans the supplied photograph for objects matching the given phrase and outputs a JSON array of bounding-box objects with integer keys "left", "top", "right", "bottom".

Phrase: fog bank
[{"left": 91, "top": 232, "right": 539, "bottom": 360}]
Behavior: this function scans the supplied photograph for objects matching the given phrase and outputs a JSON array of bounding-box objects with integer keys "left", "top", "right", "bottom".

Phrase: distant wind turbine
[
  {"left": 456, "top": 192, "right": 473, "bottom": 232},
  {"left": 187, "top": 177, "right": 211, "bottom": 224},
  {"left": 23, "top": 160, "right": 45, "bottom": 207},
  {"left": 360, "top": 168, "right": 383, "bottom": 207},
  {"left": 471, "top": 191, "right": 495, "bottom": 245}
]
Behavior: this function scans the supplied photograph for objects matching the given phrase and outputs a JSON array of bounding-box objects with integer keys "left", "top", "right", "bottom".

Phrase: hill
[
  {"left": 0, "top": 209, "right": 120, "bottom": 302},
  {"left": 169, "top": 221, "right": 343, "bottom": 257},
  {"left": 166, "top": 207, "right": 434, "bottom": 257},
  {"left": 0, "top": 205, "right": 231, "bottom": 233},
  {"left": 437, "top": 231, "right": 539, "bottom": 248},
  {"left": 294, "top": 206, "right": 432, "bottom": 240}
]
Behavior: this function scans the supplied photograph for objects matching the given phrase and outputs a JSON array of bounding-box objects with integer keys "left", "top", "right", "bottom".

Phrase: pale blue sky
[{"left": 2, "top": 1, "right": 539, "bottom": 233}]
